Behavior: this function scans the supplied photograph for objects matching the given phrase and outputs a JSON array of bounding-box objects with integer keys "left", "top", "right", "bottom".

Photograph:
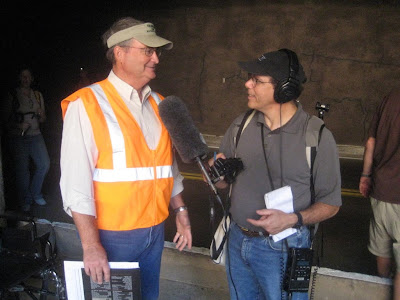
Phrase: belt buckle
[
  {"left": 238, "top": 225, "right": 263, "bottom": 237},
  {"left": 238, "top": 225, "right": 250, "bottom": 233}
]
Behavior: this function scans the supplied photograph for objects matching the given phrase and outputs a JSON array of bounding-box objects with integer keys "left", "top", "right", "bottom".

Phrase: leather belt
[{"left": 237, "top": 224, "right": 269, "bottom": 237}]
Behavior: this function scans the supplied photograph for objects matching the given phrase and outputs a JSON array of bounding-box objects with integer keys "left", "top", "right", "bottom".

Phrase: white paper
[
  {"left": 64, "top": 261, "right": 140, "bottom": 300},
  {"left": 264, "top": 185, "right": 297, "bottom": 242}
]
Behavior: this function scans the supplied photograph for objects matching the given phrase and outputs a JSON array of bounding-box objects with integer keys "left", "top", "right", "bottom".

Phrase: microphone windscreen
[{"left": 159, "top": 96, "right": 209, "bottom": 163}]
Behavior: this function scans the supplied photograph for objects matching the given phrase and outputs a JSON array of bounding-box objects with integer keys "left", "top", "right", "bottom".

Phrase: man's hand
[
  {"left": 71, "top": 212, "right": 110, "bottom": 284},
  {"left": 247, "top": 209, "right": 297, "bottom": 235},
  {"left": 206, "top": 152, "right": 228, "bottom": 189},
  {"left": 19, "top": 122, "right": 30, "bottom": 135},
  {"left": 207, "top": 152, "right": 226, "bottom": 169},
  {"left": 173, "top": 210, "right": 192, "bottom": 251},
  {"left": 359, "top": 177, "right": 372, "bottom": 198},
  {"left": 248, "top": 203, "right": 339, "bottom": 234},
  {"left": 82, "top": 242, "right": 110, "bottom": 284}
]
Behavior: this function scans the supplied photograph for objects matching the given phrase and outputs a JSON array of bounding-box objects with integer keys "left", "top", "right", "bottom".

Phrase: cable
[
  {"left": 309, "top": 265, "right": 318, "bottom": 300},
  {"left": 279, "top": 103, "right": 283, "bottom": 187},
  {"left": 227, "top": 228, "right": 239, "bottom": 299},
  {"left": 280, "top": 242, "right": 286, "bottom": 300}
]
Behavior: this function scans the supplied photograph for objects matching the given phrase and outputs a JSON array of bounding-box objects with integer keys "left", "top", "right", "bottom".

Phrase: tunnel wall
[{"left": 146, "top": 2, "right": 400, "bottom": 145}]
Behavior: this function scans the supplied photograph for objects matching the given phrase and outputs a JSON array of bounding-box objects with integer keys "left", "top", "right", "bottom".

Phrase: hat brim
[
  {"left": 238, "top": 60, "right": 271, "bottom": 76},
  {"left": 135, "top": 34, "right": 173, "bottom": 50}
]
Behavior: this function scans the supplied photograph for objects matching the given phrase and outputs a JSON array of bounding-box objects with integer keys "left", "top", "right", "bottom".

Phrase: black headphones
[{"left": 274, "top": 48, "right": 301, "bottom": 104}]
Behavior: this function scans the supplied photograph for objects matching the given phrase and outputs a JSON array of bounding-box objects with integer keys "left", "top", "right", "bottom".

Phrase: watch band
[
  {"left": 174, "top": 206, "right": 188, "bottom": 214},
  {"left": 361, "top": 173, "right": 371, "bottom": 178},
  {"left": 294, "top": 212, "right": 303, "bottom": 228}
]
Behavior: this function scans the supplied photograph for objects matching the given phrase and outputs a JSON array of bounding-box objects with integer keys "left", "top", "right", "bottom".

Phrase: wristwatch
[
  {"left": 174, "top": 206, "right": 188, "bottom": 214},
  {"left": 294, "top": 212, "right": 303, "bottom": 229}
]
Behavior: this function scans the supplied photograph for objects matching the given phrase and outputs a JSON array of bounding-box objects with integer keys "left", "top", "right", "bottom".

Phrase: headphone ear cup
[
  {"left": 275, "top": 49, "right": 301, "bottom": 103},
  {"left": 274, "top": 77, "right": 300, "bottom": 104}
]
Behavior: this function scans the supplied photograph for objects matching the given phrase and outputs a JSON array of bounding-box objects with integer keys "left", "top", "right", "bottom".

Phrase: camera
[
  {"left": 209, "top": 157, "right": 244, "bottom": 184},
  {"left": 315, "top": 102, "right": 330, "bottom": 120}
]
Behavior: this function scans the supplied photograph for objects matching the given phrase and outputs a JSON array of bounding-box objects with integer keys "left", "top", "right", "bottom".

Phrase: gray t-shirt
[{"left": 219, "top": 104, "right": 342, "bottom": 232}]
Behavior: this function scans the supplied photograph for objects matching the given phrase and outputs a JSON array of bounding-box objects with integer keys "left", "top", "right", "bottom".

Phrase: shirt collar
[
  {"left": 108, "top": 71, "right": 152, "bottom": 103},
  {"left": 255, "top": 102, "right": 306, "bottom": 134}
]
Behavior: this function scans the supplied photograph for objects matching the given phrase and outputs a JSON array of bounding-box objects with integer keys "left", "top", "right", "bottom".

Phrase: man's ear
[{"left": 114, "top": 46, "right": 124, "bottom": 63}]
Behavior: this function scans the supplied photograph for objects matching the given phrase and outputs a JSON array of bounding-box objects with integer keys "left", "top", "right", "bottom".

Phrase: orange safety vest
[{"left": 61, "top": 79, "right": 174, "bottom": 230}]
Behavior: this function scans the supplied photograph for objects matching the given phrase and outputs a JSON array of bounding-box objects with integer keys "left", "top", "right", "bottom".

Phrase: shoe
[
  {"left": 22, "top": 204, "right": 31, "bottom": 212},
  {"left": 34, "top": 198, "right": 47, "bottom": 206}
]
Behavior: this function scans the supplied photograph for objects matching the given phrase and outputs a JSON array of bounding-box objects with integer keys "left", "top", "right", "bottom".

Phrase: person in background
[
  {"left": 60, "top": 17, "right": 192, "bottom": 299},
  {"left": 211, "top": 49, "right": 342, "bottom": 299},
  {"left": 359, "top": 87, "right": 400, "bottom": 300},
  {"left": 2, "top": 67, "right": 49, "bottom": 212}
]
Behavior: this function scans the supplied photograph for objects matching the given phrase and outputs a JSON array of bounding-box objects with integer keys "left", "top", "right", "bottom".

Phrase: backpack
[{"left": 235, "top": 109, "right": 325, "bottom": 192}]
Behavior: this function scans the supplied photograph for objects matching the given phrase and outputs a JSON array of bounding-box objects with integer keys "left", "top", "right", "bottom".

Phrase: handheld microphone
[
  {"left": 159, "top": 96, "right": 223, "bottom": 207},
  {"left": 158, "top": 95, "right": 209, "bottom": 163}
]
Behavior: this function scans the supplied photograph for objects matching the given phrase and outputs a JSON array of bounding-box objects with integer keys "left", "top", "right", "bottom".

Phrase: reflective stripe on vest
[
  {"left": 90, "top": 85, "right": 172, "bottom": 182},
  {"left": 91, "top": 84, "right": 127, "bottom": 170},
  {"left": 93, "top": 165, "right": 173, "bottom": 182}
]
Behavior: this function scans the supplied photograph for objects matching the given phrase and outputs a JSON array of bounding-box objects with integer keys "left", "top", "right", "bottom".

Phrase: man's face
[
  {"left": 117, "top": 39, "right": 160, "bottom": 86},
  {"left": 19, "top": 70, "right": 33, "bottom": 88},
  {"left": 245, "top": 74, "right": 276, "bottom": 111}
]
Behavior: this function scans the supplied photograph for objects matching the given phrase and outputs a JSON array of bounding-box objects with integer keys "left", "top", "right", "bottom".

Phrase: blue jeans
[
  {"left": 99, "top": 222, "right": 165, "bottom": 300},
  {"left": 8, "top": 134, "right": 50, "bottom": 207},
  {"left": 226, "top": 222, "right": 311, "bottom": 300}
]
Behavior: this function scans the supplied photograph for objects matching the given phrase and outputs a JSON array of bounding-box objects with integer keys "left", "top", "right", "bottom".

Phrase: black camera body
[
  {"left": 284, "top": 248, "right": 313, "bottom": 293},
  {"left": 209, "top": 157, "right": 244, "bottom": 184}
]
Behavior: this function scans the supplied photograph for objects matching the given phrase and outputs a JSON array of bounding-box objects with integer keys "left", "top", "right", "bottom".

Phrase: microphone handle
[{"left": 195, "top": 157, "right": 224, "bottom": 209}]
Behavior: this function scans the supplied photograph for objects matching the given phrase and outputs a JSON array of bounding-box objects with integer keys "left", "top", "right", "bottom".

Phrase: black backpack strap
[
  {"left": 235, "top": 109, "right": 255, "bottom": 148},
  {"left": 309, "top": 123, "right": 325, "bottom": 205},
  {"left": 212, "top": 109, "right": 255, "bottom": 232},
  {"left": 305, "top": 115, "right": 325, "bottom": 250}
]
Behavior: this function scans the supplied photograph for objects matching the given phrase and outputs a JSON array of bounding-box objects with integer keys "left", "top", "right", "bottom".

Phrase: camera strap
[
  {"left": 234, "top": 109, "right": 256, "bottom": 149},
  {"left": 210, "top": 109, "right": 256, "bottom": 237},
  {"left": 230, "top": 108, "right": 257, "bottom": 199},
  {"left": 260, "top": 125, "right": 276, "bottom": 191}
]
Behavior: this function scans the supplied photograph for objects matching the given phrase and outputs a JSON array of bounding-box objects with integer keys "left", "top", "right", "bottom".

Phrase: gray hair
[{"left": 102, "top": 17, "right": 144, "bottom": 64}]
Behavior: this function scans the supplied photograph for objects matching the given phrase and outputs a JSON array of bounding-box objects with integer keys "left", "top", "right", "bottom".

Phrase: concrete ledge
[
  {"left": 202, "top": 133, "right": 365, "bottom": 160},
  {"left": 337, "top": 144, "right": 364, "bottom": 160},
  {"left": 161, "top": 245, "right": 393, "bottom": 300},
  {"left": 32, "top": 221, "right": 393, "bottom": 300},
  {"left": 161, "top": 243, "right": 229, "bottom": 299},
  {"left": 313, "top": 267, "right": 392, "bottom": 300}
]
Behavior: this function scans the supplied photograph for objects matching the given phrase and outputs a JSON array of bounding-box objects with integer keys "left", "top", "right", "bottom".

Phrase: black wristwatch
[{"left": 294, "top": 212, "right": 303, "bottom": 229}]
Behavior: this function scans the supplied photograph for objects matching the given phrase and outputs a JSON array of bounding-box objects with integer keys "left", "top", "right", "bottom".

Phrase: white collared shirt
[{"left": 60, "top": 71, "right": 184, "bottom": 217}]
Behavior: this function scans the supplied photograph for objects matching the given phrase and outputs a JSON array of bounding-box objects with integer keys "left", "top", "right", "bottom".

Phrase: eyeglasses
[
  {"left": 247, "top": 73, "right": 274, "bottom": 86},
  {"left": 123, "top": 46, "right": 162, "bottom": 57}
]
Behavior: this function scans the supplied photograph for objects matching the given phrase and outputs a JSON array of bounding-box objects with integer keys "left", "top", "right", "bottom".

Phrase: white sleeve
[
  {"left": 171, "top": 154, "right": 184, "bottom": 197},
  {"left": 59, "top": 99, "right": 98, "bottom": 217}
]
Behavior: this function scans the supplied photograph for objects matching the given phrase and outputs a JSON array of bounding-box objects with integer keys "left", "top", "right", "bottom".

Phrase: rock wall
[{"left": 148, "top": 2, "right": 400, "bottom": 145}]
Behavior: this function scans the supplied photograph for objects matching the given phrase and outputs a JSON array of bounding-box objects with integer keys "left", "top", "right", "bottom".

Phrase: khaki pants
[{"left": 368, "top": 197, "right": 400, "bottom": 270}]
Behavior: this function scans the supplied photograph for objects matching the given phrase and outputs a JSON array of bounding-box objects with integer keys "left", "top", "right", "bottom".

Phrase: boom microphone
[
  {"left": 159, "top": 96, "right": 224, "bottom": 208},
  {"left": 158, "top": 96, "right": 209, "bottom": 163}
]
